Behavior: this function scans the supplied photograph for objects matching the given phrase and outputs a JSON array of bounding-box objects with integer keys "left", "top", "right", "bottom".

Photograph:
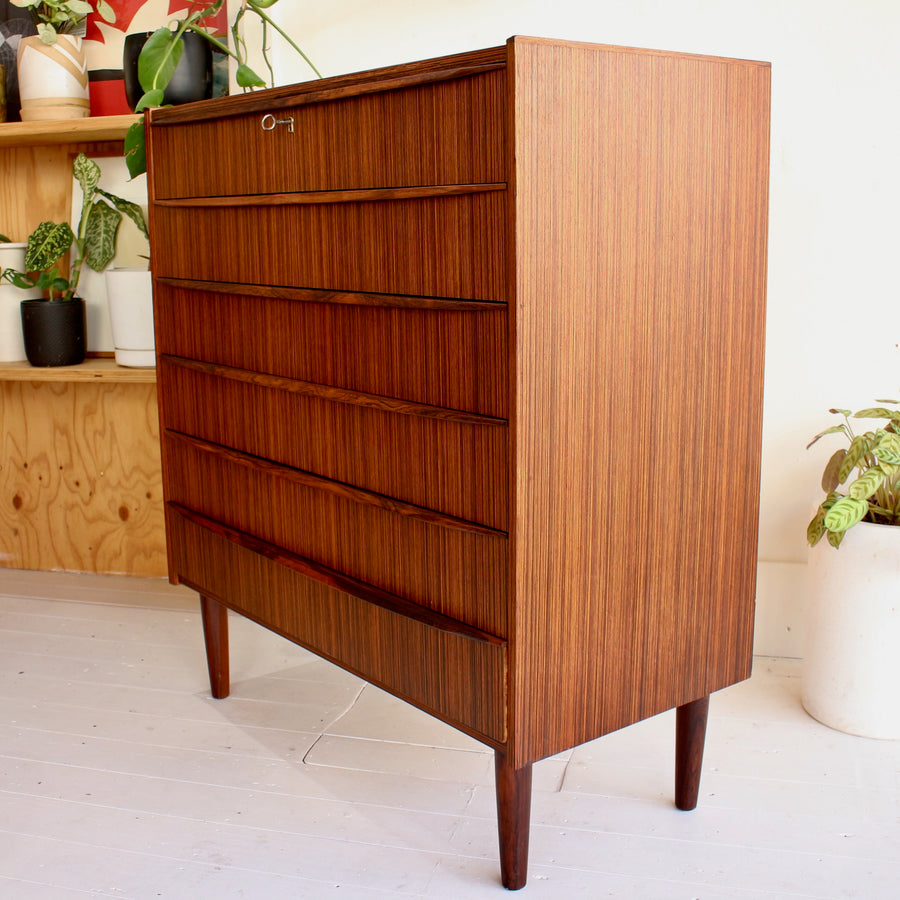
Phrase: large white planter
[
  {"left": 105, "top": 268, "right": 155, "bottom": 367},
  {"left": 804, "top": 521, "right": 900, "bottom": 739},
  {"left": 17, "top": 34, "right": 90, "bottom": 121},
  {"left": 0, "top": 242, "right": 42, "bottom": 362}
]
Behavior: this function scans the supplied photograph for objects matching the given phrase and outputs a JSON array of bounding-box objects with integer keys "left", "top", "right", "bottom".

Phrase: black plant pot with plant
[
  {"left": 0, "top": 152, "right": 149, "bottom": 367},
  {"left": 123, "top": 30, "right": 213, "bottom": 111},
  {"left": 20, "top": 296, "right": 86, "bottom": 366}
]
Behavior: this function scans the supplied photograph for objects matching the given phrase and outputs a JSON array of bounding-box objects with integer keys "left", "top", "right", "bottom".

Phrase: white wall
[{"left": 255, "top": 1, "right": 900, "bottom": 654}]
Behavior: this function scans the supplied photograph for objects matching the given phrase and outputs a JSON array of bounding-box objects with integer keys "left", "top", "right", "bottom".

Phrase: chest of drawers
[{"left": 146, "top": 36, "right": 770, "bottom": 889}]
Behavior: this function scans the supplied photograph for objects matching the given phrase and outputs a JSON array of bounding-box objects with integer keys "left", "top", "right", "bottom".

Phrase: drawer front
[
  {"left": 154, "top": 282, "right": 508, "bottom": 419},
  {"left": 150, "top": 69, "right": 506, "bottom": 199},
  {"left": 152, "top": 190, "right": 508, "bottom": 302},
  {"left": 159, "top": 357, "right": 508, "bottom": 532},
  {"left": 167, "top": 507, "right": 507, "bottom": 743},
  {"left": 162, "top": 433, "right": 509, "bottom": 637}
]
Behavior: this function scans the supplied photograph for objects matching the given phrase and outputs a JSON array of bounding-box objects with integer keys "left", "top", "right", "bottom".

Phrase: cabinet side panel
[{"left": 510, "top": 40, "right": 770, "bottom": 762}]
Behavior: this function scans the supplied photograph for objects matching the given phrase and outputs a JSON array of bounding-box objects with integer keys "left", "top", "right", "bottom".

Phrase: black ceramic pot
[
  {"left": 20, "top": 298, "right": 86, "bottom": 367},
  {"left": 123, "top": 31, "right": 213, "bottom": 111}
]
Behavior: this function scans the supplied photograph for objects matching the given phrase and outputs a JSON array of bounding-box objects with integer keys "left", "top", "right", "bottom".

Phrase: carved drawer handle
[{"left": 260, "top": 113, "right": 294, "bottom": 133}]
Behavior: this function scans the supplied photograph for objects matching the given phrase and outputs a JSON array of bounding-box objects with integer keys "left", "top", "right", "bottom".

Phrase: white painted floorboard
[{"left": 0, "top": 570, "right": 897, "bottom": 899}]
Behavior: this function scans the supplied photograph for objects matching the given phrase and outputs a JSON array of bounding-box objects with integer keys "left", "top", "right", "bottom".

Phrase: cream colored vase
[
  {"left": 804, "top": 521, "right": 900, "bottom": 739},
  {"left": 17, "top": 34, "right": 90, "bottom": 121},
  {"left": 0, "top": 242, "right": 42, "bottom": 362}
]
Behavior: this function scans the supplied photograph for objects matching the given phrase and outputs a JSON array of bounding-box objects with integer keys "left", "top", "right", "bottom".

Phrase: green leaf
[
  {"left": 874, "top": 431, "right": 900, "bottom": 465},
  {"left": 25, "top": 221, "right": 74, "bottom": 271},
  {"left": 72, "top": 152, "right": 100, "bottom": 203},
  {"left": 235, "top": 63, "right": 266, "bottom": 88},
  {"left": 854, "top": 407, "right": 900, "bottom": 421},
  {"left": 806, "top": 507, "right": 827, "bottom": 547},
  {"left": 64, "top": 1, "right": 93, "bottom": 16},
  {"left": 83, "top": 201, "right": 122, "bottom": 272},
  {"left": 36, "top": 22, "right": 57, "bottom": 44},
  {"left": 138, "top": 27, "right": 184, "bottom": 94},
  {"left": 94, "top": 0, "right": 116, "bottom": 23},
  {"left": 848, "top": 466, "right": 885, "bottom": 500},
  {"left": 826, "top": 528, "right": 845, "bottom": 548},
  {"left": 821, "top": 449, "right": 846, "bottom": 491},
  {"left": 124, "top": 121, "right": 148, "bottom": 179},
  {"left": 96, "top": 189, "right": 148, "bottom": 240},
  {"left": 838, "top": 433, "right": 873, "bottom": 482},
  {"left": 806, "top": 424, "right": 846, "bottom": 449},
  {"left": 0, "top": 269, "right": 38, "bottom": 290},
  {"left": 828, "top": 408, "right": 852, "bottom": 416},
  {"left": 823, "top": 496, "right": 869, "bottom": 533}
]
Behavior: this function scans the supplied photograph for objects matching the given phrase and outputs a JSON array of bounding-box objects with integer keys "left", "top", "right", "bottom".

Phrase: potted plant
[
  {"left": 124, "top": 0, "right": 320, "bottom": 178},
  {"left": 0, "top": 151, "right": 147, "bottom": 366},
  {"left": 804, "top": 403, "right": 900, "bottom": 739},
  {"left": 12, "top": 1, "right": 116, "bottom": 119}
]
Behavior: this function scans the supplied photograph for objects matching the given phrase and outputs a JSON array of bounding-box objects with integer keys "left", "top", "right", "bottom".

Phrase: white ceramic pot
[
  {"left": 17, "top": 34, "right": 90, "bottom": 121},
  {"left": 804, "top": 520, "right": 900, "bottom": 739},
  {"left": 0, "top": 242, "right": 42, "bottom": 362},
  {"left": 105, "top": 268, "right": 155, "bottom": 367}
]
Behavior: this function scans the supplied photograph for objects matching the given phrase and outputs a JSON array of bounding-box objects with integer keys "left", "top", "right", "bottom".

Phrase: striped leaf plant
[{"left": 807, "top": 402, "right": 900, "bottom": 548}]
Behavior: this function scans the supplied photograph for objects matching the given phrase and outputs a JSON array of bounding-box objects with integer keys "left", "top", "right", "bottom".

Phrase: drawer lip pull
[
  {"left": 156, "top": 277, "right": 507, "bottom": 311},
  {"left": 169, "top": 501, "right": 507, "bottom": 647},
  {"left": 160, "top": 354, "right": 508, "bottom": 427},
  {"left": 166, "top": 429, "right": 508, "bottom": 539},
  {"left": 154, "top": 182, "right": 506, "bottom": 208}
]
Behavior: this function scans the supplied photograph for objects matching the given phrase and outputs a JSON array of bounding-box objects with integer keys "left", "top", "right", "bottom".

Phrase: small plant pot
[
  {"left": 1, "top": 242, "right": 42, "bottom": 361},
  {"left": 20, "top": 298, "right": 86, "bottom": 367},
  {"left": 123, "top": 31, "right": 213, "bottom": 111},
  {"left": 17, "top": 34, "right": 90, "bottom": 121},
  {"left": 105, "top": 268, "right": 155, "bottom": 367}
]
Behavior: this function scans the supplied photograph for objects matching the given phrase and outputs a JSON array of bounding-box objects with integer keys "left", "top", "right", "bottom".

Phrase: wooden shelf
[
  {"left": 0, "top": 357, "right": 156, "bottom": 383},
  {"left": 0, "top": 114, "right": 140, "bottom": 148}
]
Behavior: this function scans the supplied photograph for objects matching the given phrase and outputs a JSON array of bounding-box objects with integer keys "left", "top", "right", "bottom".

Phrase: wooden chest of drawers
[{"left": 146, "top": 36, "right": 770, "bottom": 889}]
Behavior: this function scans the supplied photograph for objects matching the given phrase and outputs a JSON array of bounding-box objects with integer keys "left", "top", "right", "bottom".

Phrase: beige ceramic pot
[{"left": 17, "top": 34, "right": 90, "bottom": 121}]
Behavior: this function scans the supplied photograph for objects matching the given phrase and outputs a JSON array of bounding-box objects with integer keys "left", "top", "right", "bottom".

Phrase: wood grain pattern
[
  {"left": 0, "top": 380, "right": 166, "bottom": 575},
  {"left": 153, "top": 281, "right": 508, "bottom": 417},
  {"left": 150, "top": 65, "right": 505, "bottom": 198},
  {"left": 507, "top": 38, "right": 770, "bottom": 762},
  {"left": 167, "top": 507, "right": 508, "bottom": 743},
  {"left": 158, "top": 357, "right": 509, "bottom": 531},
  {"left": 162, "top": 434, "right": 509, "bottom": 636},
  {"left": 152, "top": 191, "right": 508, "bottom": 302}
]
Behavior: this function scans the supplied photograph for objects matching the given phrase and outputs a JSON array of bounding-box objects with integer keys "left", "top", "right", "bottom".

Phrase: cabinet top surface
[{"left": 147, "top": 36, "right": 769, "bottom": 128}]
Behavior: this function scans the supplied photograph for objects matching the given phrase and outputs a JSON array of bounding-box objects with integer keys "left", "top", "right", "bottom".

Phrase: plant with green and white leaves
[
  {"left": 807, "top": 402, "right": 900, "bottom": 548},
  {"left": 10, "top": 0, "right": 115, "bottom": 45},
  {"left": 0, "top": 153, "right": 148, "bottom": 301},
  {"left": 125, "top": 0, "right": 320, "bottom": 178}
]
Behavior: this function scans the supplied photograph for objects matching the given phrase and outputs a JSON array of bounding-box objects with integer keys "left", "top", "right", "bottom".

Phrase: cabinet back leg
[
  {"left": 675, "top": 694, "right": 709, "bottom": 810},
  {"left": 494, "top": 751, "right": 532, "bottom": 890},
  {"left": 200, "top": 596, "right": 230, "bottom": 699}
]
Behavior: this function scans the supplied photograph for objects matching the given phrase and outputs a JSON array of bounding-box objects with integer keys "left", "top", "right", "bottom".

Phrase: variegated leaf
[
  {"left": 848, "top": 467, "right": 885, "bottom": 500},
  {"left": 854, "top": 407, "right": 900, "bottom": 420},
  {"left": 25, "top": 221, "right": 74, "bottom": 271},
  {"left": 838, "top": 433, "right": 873, "bottom": 482},
  {"left": 83, "top": 201, "right": 122, "bottom": 273},
  {"left": 823, "top": 496, "right": 869, "bottom": 533},
  {"left": 806, "top": 508, "right": 827, "bottom": 547},
  {"left": 874, "top": 431, "right": 900, "bottom": 465},
  {"left": 73, "top": 153, "right": 100, "bottom": 204}
]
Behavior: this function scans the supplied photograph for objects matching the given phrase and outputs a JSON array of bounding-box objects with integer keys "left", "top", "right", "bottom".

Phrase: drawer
[
  {"left": 162, "top": 432, "right": 509, "bottom": 637},
  {"left": 159, "top": 356, "right": 508, "bottom": 531},
  {"left": 151, "top": 189, "right": 508, "bottom": 303},
  {"left": 167, "top": 506, "right": 507, "bottom": 743},
  {"left": 154, "top": 281, "right": 508, "bottom": 419},
  {"left": 150, "top": 69, "right": 506, "bottom": 199}
]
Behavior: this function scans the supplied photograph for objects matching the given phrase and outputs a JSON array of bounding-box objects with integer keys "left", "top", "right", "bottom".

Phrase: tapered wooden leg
[
  {"left": 494, "top": 751, "right": 532, "bottom": 890},
  {"left": 675, "top": 694, "right": 709, "bottom": 810},
  {"left": 200, "top": 596, "right": 230, "bottom": 699}
]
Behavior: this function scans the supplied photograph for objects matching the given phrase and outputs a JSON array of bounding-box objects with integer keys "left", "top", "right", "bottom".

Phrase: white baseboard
[{"left": 754, "top": 560, "right": 806, "bottom": 658}]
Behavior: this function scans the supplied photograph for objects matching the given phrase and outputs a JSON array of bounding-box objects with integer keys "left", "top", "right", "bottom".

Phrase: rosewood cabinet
[{"left": 146, "top": 36, "right": 770, "bottom": 889}]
